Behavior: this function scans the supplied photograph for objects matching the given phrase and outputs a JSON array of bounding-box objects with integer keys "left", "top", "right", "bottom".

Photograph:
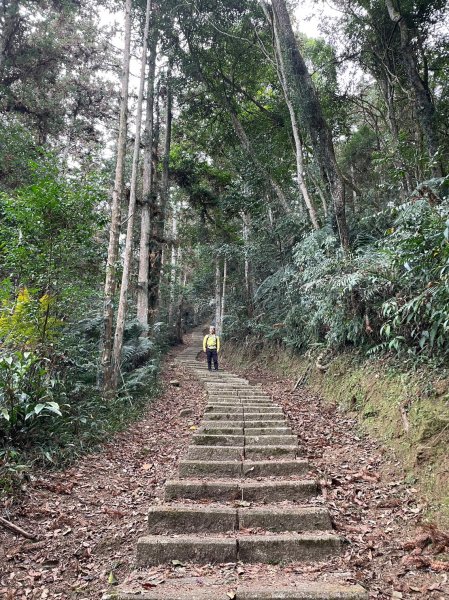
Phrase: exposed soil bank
[{"left": 223, "top": 344, "right": 449, "bottom": 528}]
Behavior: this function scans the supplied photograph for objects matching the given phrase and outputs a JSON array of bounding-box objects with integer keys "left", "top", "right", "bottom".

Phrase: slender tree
[
  {"left": 261, "top": 2, "right": 319, "bottom": 229},
  {"left": 214, "top": 258, "right": 221, "bottom": 333},
  {"left": 112, "top": 0, "right": 152, "bottom": 386},
  {"left": 137, "top": 26, "right": 159, "bottom": 328},
  {"left": 220, "top": 257, "right": 227, "bottom": 333},
  {"left": 385, "top": 0, "right": 443, "bottom": 177},
  {"left": 101, "top": 0, "right": 132, "bottom": 394},
  {"left": 148, "top": 68, "right": 173, "bottom": 322},
  {"left": 268, "top": 0, "right": 349, "bottom": 248}
]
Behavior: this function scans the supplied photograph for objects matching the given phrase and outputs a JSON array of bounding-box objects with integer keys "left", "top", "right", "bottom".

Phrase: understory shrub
[{"left": 227, "top": 182, "right": 449, "bottom": 362}]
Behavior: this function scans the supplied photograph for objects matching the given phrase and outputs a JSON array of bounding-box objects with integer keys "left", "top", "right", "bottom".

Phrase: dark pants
[{"left": 206, "top": 348, "right": 218, "bottom": 370}]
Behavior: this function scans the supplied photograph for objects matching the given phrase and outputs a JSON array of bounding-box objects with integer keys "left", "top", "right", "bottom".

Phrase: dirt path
[
  {"left": 1, "top": 333, "right": 448, "bottom": 599},
  {"left": 0, "top": 335, "right": 207, "bottom": 599}
]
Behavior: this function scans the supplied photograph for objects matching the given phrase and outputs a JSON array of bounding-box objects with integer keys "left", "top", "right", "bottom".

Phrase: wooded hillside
[{"left": 1, "top": 0, "right": 449, "bottom": 485}]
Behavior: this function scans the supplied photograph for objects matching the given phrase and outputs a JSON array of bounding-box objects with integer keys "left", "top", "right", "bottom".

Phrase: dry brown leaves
[
  {"left": 0, "top": 337, "right": 207, "bottom": 599},
  {"left": 222, "top": 358, "right": 449, "bottom": 599}
]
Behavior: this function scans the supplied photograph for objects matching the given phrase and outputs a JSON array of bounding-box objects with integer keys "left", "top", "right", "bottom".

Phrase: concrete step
[
  {"left": 119, "top": 583, "right": 368, "bottom": 599},
  {"left": 191, "top": 434, "right": 245, "bottom": 446},
  {"left": 136, "top": 535, "right": 236, "bottom": 566},
  {"left": 187, "top": 445, "right": 243, "bottom": 461},
  {"left": 179, "top": 460, "right": 242, "bottom": 478},
  {"left": 136, "top": 532, "right": 340, "bottom": 566},
  {"left": 244, "top": 445, "right": 299, "bottom": 460},
  {"left": 164, "top": 479, "right": 316, "bottom": 502},
  {"left": 242, "top": 459, "right": 308, "bottom": 477},
  {"left": 243, "top": 413, "right": 285, "bottom": 420},
  {"left": 236, "top": 585, "right": 368, "bottom": 599},
  {"left": 200, "top": 426, "right": 244, "bottom": 435},
  {"left": 208, "top": 394, "right": 271, "bottom": 399},
  {"left": 204, "top": 406, "right": 243, "bottom": 413},
  {"left": 201, "top": 420, "right": 289, "bottom": 429},
  {"left": 242, "top": 420, "right": 289, "bottom": 428},
  {"left": 243, "top": 408, "right": 283, "bottom": 414},
  {"left": 205, "top": 412, "right": 247, "bottom": 421},
  {"left": 239, "top": 506, "right": 331, "bottom": 531},
  {"left": 147, "top": 505, "right": 330, "bottom": 534},
  {"left": 200, "top": 415, "right": 245, "bottom": 429},
  {"left": 209, "top": 399, "right": 272, "bottom": 404},
  {"left": 245, "top": 427, "right": 292, "bottom": 435},
  {"left": 245, "top": 435, "right": 298, "bottom": 445},
  {"left": 148, "top": 505, "right": 237, "bottom": 533},
  {"left": 179, "top": 459, "right": 309, "bottom": 478}
]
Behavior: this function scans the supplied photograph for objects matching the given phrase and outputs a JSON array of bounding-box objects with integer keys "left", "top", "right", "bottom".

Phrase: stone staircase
[{"left": 118, "top": 330, "right": 368, "bottom": 599}]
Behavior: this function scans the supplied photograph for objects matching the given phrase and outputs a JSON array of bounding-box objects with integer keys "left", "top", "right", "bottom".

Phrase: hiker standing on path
[{"left": 203, "top": 326, "right": 220, "bottom": 371}]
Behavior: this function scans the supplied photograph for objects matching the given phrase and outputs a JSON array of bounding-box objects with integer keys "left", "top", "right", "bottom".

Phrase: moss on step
[{"left": 223, "top": 344, "right": 449, "bottom": 528}]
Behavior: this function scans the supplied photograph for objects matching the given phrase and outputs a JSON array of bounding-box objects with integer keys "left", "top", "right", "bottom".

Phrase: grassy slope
[{"left": 224, "top": 343, "right": 449, "bottom": 527}]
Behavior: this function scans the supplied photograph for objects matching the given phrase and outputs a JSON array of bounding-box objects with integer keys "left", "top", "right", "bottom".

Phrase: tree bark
[
  {"left": 137, "top": 26, "right": 158, "bottom": 329},
  {"left": 220, "top": 258, "right": 227, "bottom": 333},
  {"left": 101, "top": 0, "right": 132, "bottom": 395},
  {"left": 385, "top": 0, "right": 443, "bottom": 177},
  {"left": 175, "top": 270, "right": 187, "bottom": 342},
  {"left": 215, "top": 258, "right": 221, "bottom": 334},
  {"left": 269, "top": 0, "right": 349, "bottom": 248},
  {"left": 112, "top": 0, "right": 152, "bottom": 384},
  {"left": 263, "top": 2, "right": 319, "bottom": 229},
  {"left": 168, "top": 203, "right": 178, "bottom": 326},
  {"left": 242, "top": 212, "right": 255, "bottom": 316},
  {"left": 148, "top": 68, "right": 172, "bottom": 323}
]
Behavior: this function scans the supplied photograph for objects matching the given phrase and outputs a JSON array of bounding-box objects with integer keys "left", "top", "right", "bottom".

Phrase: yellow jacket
[{"left": 203, "top": 334, "right": 220, "bottom": 352}]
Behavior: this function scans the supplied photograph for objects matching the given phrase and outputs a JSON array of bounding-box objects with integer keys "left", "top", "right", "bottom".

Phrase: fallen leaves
[
  {"left": 223, "top": 356, "right": 449, "bottom": 598},
  {"left": 0, "top": 342, "right": 208, "bottom": 599},
  {"left": 403, "top": 524, "right": 449, "bottom": 555}
]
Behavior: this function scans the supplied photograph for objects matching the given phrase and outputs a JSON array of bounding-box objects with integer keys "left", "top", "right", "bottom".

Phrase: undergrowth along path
[{"left": 0, "top": 335, "right": 208, "bottom": 599}]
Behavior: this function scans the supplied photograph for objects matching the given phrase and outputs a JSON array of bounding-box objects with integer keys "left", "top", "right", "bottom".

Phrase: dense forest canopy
[{"left": 1, "top": 0, "right": 449, "bottom": 467}]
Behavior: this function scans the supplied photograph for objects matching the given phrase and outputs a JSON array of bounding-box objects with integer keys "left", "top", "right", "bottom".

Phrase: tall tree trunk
[
  {"left": 262, "top": 2, "right": 319, "bottom": 229},
  {"left": 242, "top": 212, "right": 255, "bottom": 317},
  {"left": 220, "top": 258, "right": 227, "bottom": 333},
  {"left": 101, "top": 0, "right": 132, "bottom": 395},
  {"left": 175, "top": 270, "right": 187, "bottom": 342},
  {"left": 385, "top": 0, "right": 443, "bottom": 177},
  {"left": 269, "top": 0, "right": 349, "bottom": 248},
  {"left": 112, "top": 0, "right": 152, "bottom": 385},
  {"left": 148, "top": 69, "right": 172, "bottom": 322},
  {"left": 168, "top": 203, "right": 178, "bottom": 326},
  {"left": 214, "top": 258, "right": 221, "bottom": 334},
  {"left": 137, "top": 27, "right": 158, "bottom": 329}
]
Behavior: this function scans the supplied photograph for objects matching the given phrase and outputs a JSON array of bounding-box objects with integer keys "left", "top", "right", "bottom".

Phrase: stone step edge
[
  {"left": 135, "top": 533, "right": 341, "bottom": 567},
  {"left": 116, "top": 583, "right": 368, "bottom": 599},
  {"left": 178, "top": 459, "right": 310, "bottom": 479},
  {"left": 147, "top": 504, "right": 332, "bottom": 533}
]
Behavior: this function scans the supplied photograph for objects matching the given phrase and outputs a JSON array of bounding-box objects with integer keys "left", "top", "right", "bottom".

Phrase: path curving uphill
[{"left": 118, "top": 329, "right": 368, "bottom": 599}]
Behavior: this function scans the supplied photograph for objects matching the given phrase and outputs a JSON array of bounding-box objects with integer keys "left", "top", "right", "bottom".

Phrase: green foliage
[
  {"left": 378, "top": 195, "right": 449, "bottom": 357},
  {"left": 0, "top": 286, "right": 62, "bottom": 349},
  {"left": 0, "top": 162, "right": 106, "bottom": 312},
  {"left": 0, "top": 351, "right": 62, "bottom": 445},
  {"left": 226, "top": 186, "right": 449, "bottom": 363},
  {"left": 0, "top": 121, "right": 42, "bottom": 192}
]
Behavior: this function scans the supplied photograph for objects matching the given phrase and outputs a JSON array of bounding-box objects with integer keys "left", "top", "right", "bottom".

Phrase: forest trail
[
  {"left": 117, "top": 328, "right": 368, "bottom": 599},
  {"left": 2, "top": 331, "right": 449, "bottom": 599}
]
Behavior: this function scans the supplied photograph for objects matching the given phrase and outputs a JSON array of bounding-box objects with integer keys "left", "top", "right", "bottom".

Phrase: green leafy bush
[
  {"left": 0, "top": 351, "right": 62, "bottom": 445},
  {"left": 228, "top": 183, "right": 449, "bottom": 363}
]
